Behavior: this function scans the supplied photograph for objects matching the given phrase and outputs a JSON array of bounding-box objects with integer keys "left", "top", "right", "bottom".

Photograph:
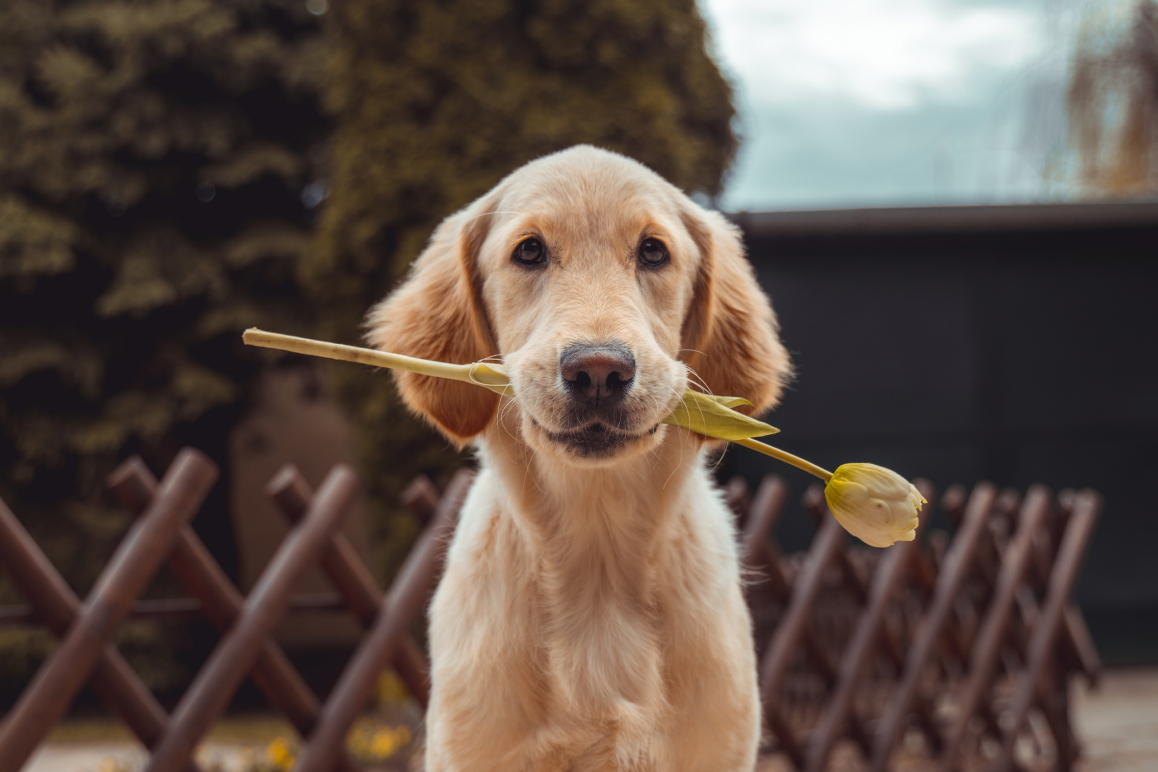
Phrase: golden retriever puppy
[{"left": 367, "top": 145, "right": 791, "bottom": 772}]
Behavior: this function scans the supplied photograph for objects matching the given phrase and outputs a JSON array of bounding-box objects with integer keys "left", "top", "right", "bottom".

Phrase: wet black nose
[{"left": 560, "top": 343, "right": 636, "bottom": 407}]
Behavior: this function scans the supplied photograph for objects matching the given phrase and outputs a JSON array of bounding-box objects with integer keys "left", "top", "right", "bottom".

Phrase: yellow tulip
[{"left": 824, "top": 464, "right": 925, "bottom": 547}]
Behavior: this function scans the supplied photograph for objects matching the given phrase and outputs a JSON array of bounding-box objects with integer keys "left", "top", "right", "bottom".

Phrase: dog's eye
[
  {"left": 638, "top": 237, "right": 669, "bottom": 267},
  {"left": 513, "top": 238, "right": 547, "bottom": 267}
]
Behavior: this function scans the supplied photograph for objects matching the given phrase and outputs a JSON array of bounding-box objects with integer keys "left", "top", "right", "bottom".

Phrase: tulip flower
[
  {"left": 243, "top": 328, "right": 923, "bottom": 547},
  {"left": 823, "top": 464, "right": 924, "bottom": 547}
]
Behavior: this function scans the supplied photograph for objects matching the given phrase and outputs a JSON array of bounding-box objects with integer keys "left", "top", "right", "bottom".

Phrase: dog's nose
[{"left": 560, "top": 344, "right": 636, "bottom": 405}]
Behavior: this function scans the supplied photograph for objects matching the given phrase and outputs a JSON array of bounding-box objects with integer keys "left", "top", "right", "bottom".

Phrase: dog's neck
[{"left": 478, "top": 413, "right": 711, "bottom": 707}]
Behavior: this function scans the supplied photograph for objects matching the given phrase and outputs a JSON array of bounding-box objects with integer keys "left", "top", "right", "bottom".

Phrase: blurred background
[{"left": 0, "top": 0, "right": 1155, "bottom": 711}]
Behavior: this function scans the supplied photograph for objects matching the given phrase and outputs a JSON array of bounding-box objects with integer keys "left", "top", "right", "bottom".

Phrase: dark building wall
[{"left": 733, "top": 201, "right": 1158, "bottom": 663}]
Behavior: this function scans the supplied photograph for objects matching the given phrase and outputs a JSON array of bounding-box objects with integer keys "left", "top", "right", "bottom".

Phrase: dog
[{"left": 367, "top": 145, "right": 791, "bottom": 772}]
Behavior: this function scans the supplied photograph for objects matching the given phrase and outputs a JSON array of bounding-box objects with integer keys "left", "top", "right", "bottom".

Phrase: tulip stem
[
  {"left": 243, "top": 328, "right": 514, "bottom": 396},
  {"left": 734, "top": 438, "right": 833, "bottom": 482},
  {"left": 244, "top": 328, "right": 473, "bottom": 379}
]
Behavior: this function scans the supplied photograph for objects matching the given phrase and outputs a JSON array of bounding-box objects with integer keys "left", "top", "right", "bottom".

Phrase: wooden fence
[
  {"left": 726, "top": 476, "right": 1101, "bottom": 771},
  {"left": 0, "top": 448, "right": 1099, "bottom": 771}
]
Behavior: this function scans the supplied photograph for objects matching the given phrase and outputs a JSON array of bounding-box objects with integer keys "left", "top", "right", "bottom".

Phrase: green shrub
[
  {"left": 0, "top": 0, "right": 327, "bottom": 590},
  {"left": 0, "top": 0, "right": 327, "bottom": 689}
]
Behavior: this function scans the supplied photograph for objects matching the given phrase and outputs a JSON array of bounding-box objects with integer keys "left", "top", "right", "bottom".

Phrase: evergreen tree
[
  {"left": 307, "top": 0, "right": 739, "bottom": 576},
  {"left": 0, "top": 0, "right": 327, "bottom": 613}
]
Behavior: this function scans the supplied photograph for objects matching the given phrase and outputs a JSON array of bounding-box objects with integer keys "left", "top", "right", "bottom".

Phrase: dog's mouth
[{"left": 532, "top": 418, "right": 659, "bottom": 458}]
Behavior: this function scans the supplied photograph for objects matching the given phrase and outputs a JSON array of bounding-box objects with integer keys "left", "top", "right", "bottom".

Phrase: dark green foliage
[
  {"left": 0, "top": 0, "right": 327, "bottom": 687},
  {"left": 306, "top": 0, "right": 738, "bottom": 578}
]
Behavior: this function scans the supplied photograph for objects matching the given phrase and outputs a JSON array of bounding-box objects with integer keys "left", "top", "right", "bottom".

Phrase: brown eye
[
  {"left": 513, "top": 237, "right": 547, "bottom": 267},
  {"left": 638, "top": 237, "right": 669, "bottom": 267}
]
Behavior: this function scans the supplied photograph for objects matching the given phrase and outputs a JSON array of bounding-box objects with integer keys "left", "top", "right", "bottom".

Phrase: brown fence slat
[
  {"left": 0, "top": 593, "right": 350, "bottom": 628},
  {"left": 741, "top": 475, "right": 790, "bottom": 598},
  {"left": 1055, "top": 491, "right": 1103, "bottom": 687},
  {"left": 0, "top": 448, "right": 217, "bottom": 772},
  {"left": 141, "top": 465, "right": 360, "bottom": 772},
  {"left": 995, "top": 489, "right": 1102, "bottom": 772},
  {"left": 267, "top": 464, "right": 431, "bottom": 708},
  {"left": 293, "top": 468, "right": 474, "bottom": 772},
  {"left": 400, "top": 475, "right": 440, "bottom": 526}
]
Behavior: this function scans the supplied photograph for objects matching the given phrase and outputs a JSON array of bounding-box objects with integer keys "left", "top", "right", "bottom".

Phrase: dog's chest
[{"left": 539, "top": 558, "right": 665, "bottom": 710}]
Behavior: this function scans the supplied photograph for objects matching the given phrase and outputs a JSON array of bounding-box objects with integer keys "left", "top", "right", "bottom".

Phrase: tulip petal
[{"left": 660, "top": 390, "right": 779, "bottom": 441}]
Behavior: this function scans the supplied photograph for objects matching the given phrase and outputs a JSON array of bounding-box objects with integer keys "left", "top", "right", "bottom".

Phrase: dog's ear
[
  {"left": 680, "top": 206, "right": 792, "bottom": 416},
  {"left": 365, "top": 201, "right": 499, "bottom": 446}
]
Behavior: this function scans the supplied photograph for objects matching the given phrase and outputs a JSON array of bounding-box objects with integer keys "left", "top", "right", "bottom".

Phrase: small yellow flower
[
  {"left": 266, "top": 737, "right": 296, "bottom": 771},
  {"left": 345, "top": 721, "right": 412, "bottom": 761},
  {"left": 377, "top": 670, "right": 410, "bottom": 706},
  {"left": 823, "top": 463, "right": 924, "bottom": 548},
  {"left": 370, "top": 727, "right": 397, "bottom": 758}
]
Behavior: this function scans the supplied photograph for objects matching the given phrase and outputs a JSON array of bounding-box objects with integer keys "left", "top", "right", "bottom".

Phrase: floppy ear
[
  {"left": 365, "top": 203, "right": 499, "bottom": 446},
  {"left": 680, "top": 206, "right": 792, "bottom": 416}
]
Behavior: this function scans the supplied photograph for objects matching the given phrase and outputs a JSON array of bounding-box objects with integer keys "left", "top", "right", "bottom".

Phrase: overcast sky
[{"left": 698, "top": 0, "right": 1109, "bottom": 211}]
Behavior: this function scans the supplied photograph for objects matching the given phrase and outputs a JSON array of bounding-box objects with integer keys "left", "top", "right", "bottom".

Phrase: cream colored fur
[{"left": 366, "top": 146, "right": 791, "bottom": 772}]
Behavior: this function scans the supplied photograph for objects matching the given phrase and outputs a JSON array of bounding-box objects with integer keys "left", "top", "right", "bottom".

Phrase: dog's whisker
[{"left": 683, "top": 365, "right": 714, "bottom": 397}]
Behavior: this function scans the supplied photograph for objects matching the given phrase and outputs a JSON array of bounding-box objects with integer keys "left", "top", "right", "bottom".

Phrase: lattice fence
[
  {"left": 0, "top": 448, "right": 1099, "bottom": 771},
  {"left": 727, "top": 475, "right": 1100, "bottom": 772}
]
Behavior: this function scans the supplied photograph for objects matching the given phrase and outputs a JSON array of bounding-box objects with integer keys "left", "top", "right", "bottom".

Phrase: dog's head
[{"left": 367, "top": 146, "right": 791, "bottom": 465}]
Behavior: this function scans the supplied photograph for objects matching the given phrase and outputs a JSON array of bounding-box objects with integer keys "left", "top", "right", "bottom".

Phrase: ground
[{"left": 24, "top": 669, "right": 1158, "bottom": 772}]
